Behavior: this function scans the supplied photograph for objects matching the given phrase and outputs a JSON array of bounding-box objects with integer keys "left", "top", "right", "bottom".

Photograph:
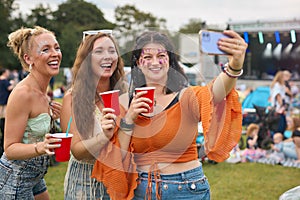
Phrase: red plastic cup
[
  {"left": 135, "top": 87, "right": 155, "bottom": 113},
  {"left": 99, "top": 90, "right": 120, "bottom": 116},
  {"left": 51, "top": 133, "right": 73, "bottom": 162}
]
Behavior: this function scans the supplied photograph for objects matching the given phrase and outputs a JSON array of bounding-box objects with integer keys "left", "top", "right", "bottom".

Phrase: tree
[
  {"left": 0, "top": 0, "right": 21, "bottom": 69},
  {"left": 115, "top": 4, "right": 166, "bottom": 33},
  {"left": 51, "top": 0, "right": 115, "bottom": 69},
  {"left": 26, "top": 3, "right": 53, "bottom": 29},
  {"left": 114, "top": 4, "right": 167, "bottom": 65},
  {"left": 52, "top": 0, "right": 114, "bottom": 32},
  {"left": 179, "top": 18, "right": 205, "bottom": 34}
]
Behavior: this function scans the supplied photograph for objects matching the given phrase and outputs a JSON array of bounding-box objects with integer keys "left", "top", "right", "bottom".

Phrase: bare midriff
[{"left": 136, "top": 159, "right": 200, "bottom": 174}]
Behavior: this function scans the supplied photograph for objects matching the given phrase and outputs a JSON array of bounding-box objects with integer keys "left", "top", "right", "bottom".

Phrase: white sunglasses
[{"left": 82, "top": 29, "right": 113, "bottom": 40}]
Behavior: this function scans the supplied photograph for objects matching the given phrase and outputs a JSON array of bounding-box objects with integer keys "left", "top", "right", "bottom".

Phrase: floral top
[{"left": 23, "top": 113, "right": 51, "bottom": 144}]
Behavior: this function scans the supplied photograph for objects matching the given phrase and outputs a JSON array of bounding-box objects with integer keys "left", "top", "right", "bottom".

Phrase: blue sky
[{"left": 16, "top": 0, "right": 300, "bottom": 30}]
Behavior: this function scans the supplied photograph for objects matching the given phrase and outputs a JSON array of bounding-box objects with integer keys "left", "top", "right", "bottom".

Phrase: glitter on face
[
  {"left": 139, "top": 48, "right": 168, "bottom": 67},
  {"left": 141, "top": 48, "right": 167, "bottom": 55}
]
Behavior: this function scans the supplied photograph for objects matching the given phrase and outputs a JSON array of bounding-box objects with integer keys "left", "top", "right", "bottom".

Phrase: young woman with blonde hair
[{"left": 0, "top": 26, "right": 62, "bottom": 200}]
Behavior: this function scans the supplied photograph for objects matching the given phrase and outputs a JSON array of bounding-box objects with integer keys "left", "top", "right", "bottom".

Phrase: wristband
[
  {"left": 120, "top": 118, "right": 134, "bottom": 131},
  {"left": 224, "top": 62, "right": 242, "bottom": 72},
  {"left": 221, "top": 65, "right": 243, "bottom": 78}
]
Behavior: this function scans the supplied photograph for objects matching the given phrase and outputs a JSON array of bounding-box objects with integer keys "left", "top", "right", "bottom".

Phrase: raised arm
[{"left": 212, "top": 30, "right": 248, "bottom": 103}]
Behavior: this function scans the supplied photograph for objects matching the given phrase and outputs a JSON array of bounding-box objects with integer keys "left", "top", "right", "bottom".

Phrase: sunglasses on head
[{"left": 82, "top": 29, "right": 113, "bottom": 40}]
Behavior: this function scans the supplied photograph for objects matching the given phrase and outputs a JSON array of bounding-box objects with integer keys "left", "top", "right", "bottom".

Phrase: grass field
[{"left": 45, "top": 160, "right": 300, "bottom": 200}]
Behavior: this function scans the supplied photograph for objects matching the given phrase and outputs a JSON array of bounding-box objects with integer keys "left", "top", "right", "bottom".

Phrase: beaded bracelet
[{"left": 221, "top": 65, "right": 243, "bottom": 78}]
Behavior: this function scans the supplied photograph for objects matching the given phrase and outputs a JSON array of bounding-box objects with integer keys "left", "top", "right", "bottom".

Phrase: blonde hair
[
  {"left": 270, "top": 71, "right": 284, "bottom": 88},
  {"left": 7, "top": 26, "right": 54, "bottom": 71},
  {"left": 246, "top": 123, "right": 259, "bottom": 136}
]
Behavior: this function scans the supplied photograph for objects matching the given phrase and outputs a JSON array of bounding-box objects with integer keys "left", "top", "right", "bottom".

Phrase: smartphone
[{"left": 199, "top": 30, "right": 231, "bottom": 55}]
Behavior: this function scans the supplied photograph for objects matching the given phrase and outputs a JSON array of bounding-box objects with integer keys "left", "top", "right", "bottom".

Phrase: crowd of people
[
  {"left": 230, "top": 70, "right": 300, "bottom": 168},
  {"left": 0, "top": 24, "right": 296, "bottom": 200}
]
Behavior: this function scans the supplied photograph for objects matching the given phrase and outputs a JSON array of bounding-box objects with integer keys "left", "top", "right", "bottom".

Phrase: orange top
[{"left": 91, "top": 83, "right": 242, "bottom": 200}]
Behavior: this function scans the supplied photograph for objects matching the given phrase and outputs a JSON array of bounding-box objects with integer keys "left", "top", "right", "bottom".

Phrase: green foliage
[
  {"left": 49, "top": 0, "right": 115, "bottom": 69},
  {"left": 179, "top": 18, "right": 205, "bottom": 34},
  {"left": 0, "top": 0, "right": 18, "bottom": 68},
  {"left": 0, "top": 0, "right": 116, "bottom": 70},
  {"left": 57, "top": 24, "right": 82, "bottom": 68},
  {"left": 52, "top": 0, "right": 114, "bottom": 30},
  {"left": 0, "top": 0, "right": 198, "bottom": 70},
  {"left": 26, "top": 3, "right": 53, "bottom": 28},
  {"left": 115, "top": 4, "right": 167, "bottom": 33}
]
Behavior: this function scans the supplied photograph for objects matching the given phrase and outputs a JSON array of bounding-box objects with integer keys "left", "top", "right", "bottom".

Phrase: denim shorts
[
  {"left": 64, "top": 155, "right": 110, "bottom": 200},
  {"left": 0, "top": 153, "right": 49, "bottom": 200},
  {"left": 133, "top": 165, "right": 210, "bottom": 200}
]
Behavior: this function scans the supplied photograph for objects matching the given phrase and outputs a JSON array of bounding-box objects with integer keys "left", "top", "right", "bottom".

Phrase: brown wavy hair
[{"left": 72, "top": 32, "right": 127, "bottom": 139}]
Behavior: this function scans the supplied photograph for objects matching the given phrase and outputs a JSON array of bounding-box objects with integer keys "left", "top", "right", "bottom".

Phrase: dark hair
[
  {"left": 129, "top": 31, "right": 188, "bottom": 101},
  {"left": 0, "top": 68, "right": 7, "bottom": 76},
  {"left": 72, "top": 32, "right": 127, "bottom": 139}
]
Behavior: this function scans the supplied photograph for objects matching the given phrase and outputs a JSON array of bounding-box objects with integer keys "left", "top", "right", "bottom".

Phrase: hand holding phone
[{"left": 199, "top": 30, "right": 231, "bottom": 55}]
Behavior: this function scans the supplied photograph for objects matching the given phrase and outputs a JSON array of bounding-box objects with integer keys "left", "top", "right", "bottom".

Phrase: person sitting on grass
[{"left": 241, "top": 123, "right": 266, "bottom": 162}]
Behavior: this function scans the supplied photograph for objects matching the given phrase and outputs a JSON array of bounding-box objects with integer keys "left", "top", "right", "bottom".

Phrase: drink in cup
[
  {"left": 51, "top": 133, "right": 73, "bottom": 162},
  {"left": 99, "top": 90, "right": 120, "bottom": 115},
  {"left": 135, "top": 87, "right": 155, "bottom": 113}
]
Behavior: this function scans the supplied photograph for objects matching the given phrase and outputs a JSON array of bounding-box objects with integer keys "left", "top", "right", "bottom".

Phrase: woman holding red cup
[
  {"left": 92, "top": 30, "right": 247, "bottom": 199},
  {"left": 60, "top": 30, "right": 127, "bottom": 200}
]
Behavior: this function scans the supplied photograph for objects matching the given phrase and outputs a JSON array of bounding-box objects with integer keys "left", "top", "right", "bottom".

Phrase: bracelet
[
  {"left": 34, "top": 142, "right": 42, "bottom": 155},
  {"left": 120, "top": 118, "right": 134, "bottom": 131},
  {"left": 224, "top": 62, "right": 242, "bottom": 72},
  {"left": 221, "top": 65, "right": 243, "bottom": 78}
]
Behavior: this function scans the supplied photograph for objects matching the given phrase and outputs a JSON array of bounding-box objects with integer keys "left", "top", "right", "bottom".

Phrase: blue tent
[{"left": 242, "top": 86, "right": 270, "bottom": 110}]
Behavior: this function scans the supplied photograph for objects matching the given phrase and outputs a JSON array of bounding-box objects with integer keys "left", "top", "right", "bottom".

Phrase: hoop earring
[{"left": 29, "top": 64, "right": 32, "bottom": 71}]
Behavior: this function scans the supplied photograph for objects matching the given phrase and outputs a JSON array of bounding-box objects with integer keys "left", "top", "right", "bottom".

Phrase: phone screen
[{"left": 199, "top": 30, "right": 230, "bottom": 55}]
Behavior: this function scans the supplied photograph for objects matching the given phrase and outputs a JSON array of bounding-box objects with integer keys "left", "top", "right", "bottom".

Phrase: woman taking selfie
[{"left": 93, "top": 30, "right": 247, "bottom": 200}]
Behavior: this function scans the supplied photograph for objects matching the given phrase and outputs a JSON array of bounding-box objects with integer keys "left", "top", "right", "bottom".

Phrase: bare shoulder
[
  {"left": 6, "top": 83, "right": 34, "bottom": 116},
  {"left": 8, "top": 83, "right": 33, "bottom": 105}
]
